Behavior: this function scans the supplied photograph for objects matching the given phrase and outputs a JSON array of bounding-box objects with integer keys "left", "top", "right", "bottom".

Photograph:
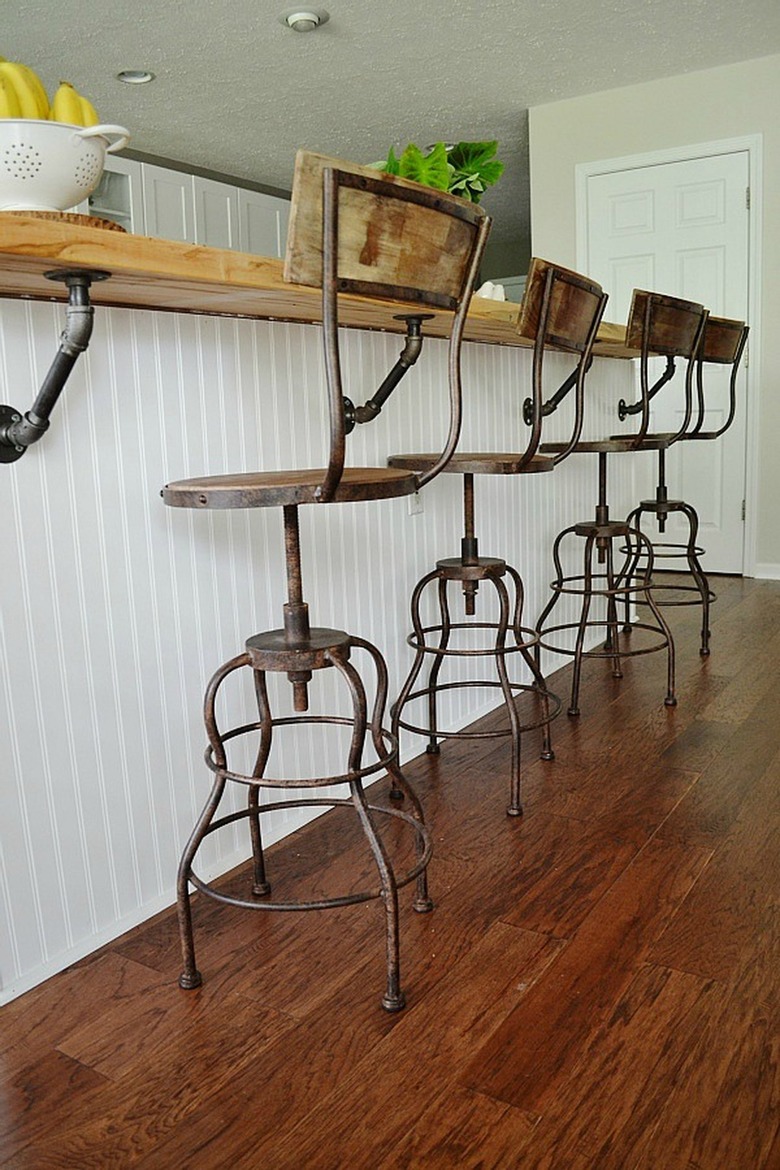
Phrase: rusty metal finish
[
  {"left": 619, "top": 317, "right": 748, "bottom": 654},
  {"left": 622, "top": 501, "right": 715, "bottom": 656},
  {"left": 535, "top": 522, "right": 676, "bottom": 717},
  {"left": 617, "top": 313, "right": 748, "bottom": 658},
  {"left": 391, "top": 552, "right": 560, "bottom": 819},
  {"left": 535, "top": 449, "right": 677, "bottom": 713},
  {"left": 168, "top": 152, "right": 495, "bottom": 1014},
  {"left": 690, "top": 319, "right": 749, "bottom": 440},
  {"left": 388, "top": 260, "right": 605, "bottom": 817},
  {"left": 608, "top": 291, "right": 708, "bottom": 447},
  {"left": 175, "top": 628, "right": 433, "bottom": 1012},
  {"left": 317, "top": 161, "right": 490, "bottom": 502}
]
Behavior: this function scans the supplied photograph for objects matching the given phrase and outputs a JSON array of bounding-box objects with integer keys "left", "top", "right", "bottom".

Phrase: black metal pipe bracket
[
  {"left": 343, "top": 313, "right": 435, "bottom": 434},
  {"left": 0, "top": 268, "right": 110, "bottom": 464},
  {"left": 617, "top": 355, "right": 676, "bottom": 420},
  {"left": 522, "top": 353, "right": 593, "bottom": 427}
]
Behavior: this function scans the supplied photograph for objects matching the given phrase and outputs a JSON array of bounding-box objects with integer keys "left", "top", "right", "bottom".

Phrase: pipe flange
[
  {"left": 0, "top": 405, "right": 26, "bottom": 463},
  {"left": 44, "top": 268, "right": 111, "bottom": 285}
]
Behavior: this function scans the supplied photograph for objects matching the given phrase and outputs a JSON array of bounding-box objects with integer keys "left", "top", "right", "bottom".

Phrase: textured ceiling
[{"left": 5, "top": 0, "right": 780, "bottom": 269}]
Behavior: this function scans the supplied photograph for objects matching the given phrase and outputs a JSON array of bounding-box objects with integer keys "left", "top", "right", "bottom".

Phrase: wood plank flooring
[{"left": 2, "top": 573, "right": 780, "bottom": 1168}]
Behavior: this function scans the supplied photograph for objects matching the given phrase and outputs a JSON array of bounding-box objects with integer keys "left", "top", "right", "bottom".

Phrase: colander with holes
[{"left": 0, "top": 120, "right": 130, "bottom": 212}]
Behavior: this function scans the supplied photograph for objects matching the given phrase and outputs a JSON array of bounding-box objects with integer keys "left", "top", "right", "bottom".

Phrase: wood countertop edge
[{"left": 0, "top": 214, "right": 634, "bottom": 358}]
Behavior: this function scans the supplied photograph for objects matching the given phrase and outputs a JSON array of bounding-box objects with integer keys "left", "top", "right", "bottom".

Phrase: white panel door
[{"left": 584, "top": 152, "right": 749, "bottom": 572}]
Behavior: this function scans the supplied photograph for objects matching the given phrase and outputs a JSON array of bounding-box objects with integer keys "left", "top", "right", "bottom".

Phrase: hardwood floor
[{"left": 3, "top": 573, "right": 780, "bottom": 1168}]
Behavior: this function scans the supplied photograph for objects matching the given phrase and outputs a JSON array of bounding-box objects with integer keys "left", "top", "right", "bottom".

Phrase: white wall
[
  {"left": 528, "top": 52, "right": 780, "bottom": 575},
  {"left": 0, "top": 299, "right": 634, "bottom": 1002}
]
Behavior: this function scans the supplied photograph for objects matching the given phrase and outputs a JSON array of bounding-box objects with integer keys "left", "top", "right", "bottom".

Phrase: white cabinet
[
  {"left": 237, "top": 188, "right": 289, "bottom": 258},
  {"left": 73, "top": 156, "right": 145, "bottom": 233},
  {"left": 193, "top": 176, "right": 239, "bottom": 250},
  {"left": 76, "top": 156, "right": 290, "bottom": 257},
  {"left": 141, "top": 164, "right": 195, "bottom": 243}
]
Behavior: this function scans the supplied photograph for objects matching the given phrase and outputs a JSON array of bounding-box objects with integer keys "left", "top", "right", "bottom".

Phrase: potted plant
[{"left": 370, "top": 140, "right": 504, "bottom": 204}]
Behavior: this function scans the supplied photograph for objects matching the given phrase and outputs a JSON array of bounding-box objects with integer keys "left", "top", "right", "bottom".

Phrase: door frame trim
[{"left": 575, "top": 135, "right": 763, "bottom": 576}]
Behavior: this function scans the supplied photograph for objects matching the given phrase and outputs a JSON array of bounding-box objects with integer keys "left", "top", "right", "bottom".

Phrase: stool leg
[
  {"left": 354, "top": 634, "right": 433, "bottom": 915},
  {"left": 534, "top": 524, "right": 574, "bottom": 674},
  {"left": 390, "top": 569, "right": 439, "bottom": 800},
  {"left": 425, "top": 576, "right": 452, "bottom": 755},
  {"left": 639, "top": 535, "right": 677, "bottom": 707},
  {"left": 680, "top": 502, "right": 711, "bottom": 656},
  {"left": 604, "top": 539, "right": 624, "bottom": 680},
  {"left": 176, "top": 775, "right": 225, "bottom": 991},
  {"left": 569, "top": 534, "right": 596, "bottom": 717},
  {"left": 248, "top": 669, "right": 273, "bottom": 896},
  {"left": 332, "top": 649, "right": 406, "bottom": 1013},
  {"left": 486, "top": 571, "right": 524, "bottom": 817},
  {"left": 622, "top": 507, "right": 645, "bottom": 633},
  {"left": 178, "top": 652, "right": 251, "bottom": 991},
  {"left": 507, "top": 563, "right": 555, "bottom": 763}
]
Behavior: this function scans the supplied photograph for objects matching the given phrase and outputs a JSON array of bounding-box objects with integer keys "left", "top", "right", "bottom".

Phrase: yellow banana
[
  {"left": 49, "top": 80, "right": 85, "bottom": 125},
  {"left": 15, "top": 61, "right": 49, "bottom": 118},
  {"left": 0, "top": 74, "right": 23, "bottom": 118},
  {"left": 0, "top": 60, "right": 48, "bottom": 118},
  {"left": 79, "top": 93, "right": 99, "bottom": 127}
]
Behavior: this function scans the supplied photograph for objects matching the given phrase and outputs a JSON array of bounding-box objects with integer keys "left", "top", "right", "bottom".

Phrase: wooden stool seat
[
  {"left": 389, "top": 451, "right": 555, "bottom": 476},
  {"left": 542, "top": 434, "right": 674, "bottom": 455},
  {"left": 162, "top": 466, "right": 418, "bottom": 509}
]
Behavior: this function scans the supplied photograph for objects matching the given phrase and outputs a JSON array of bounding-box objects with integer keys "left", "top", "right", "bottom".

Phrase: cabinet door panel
[
  {"left": 193, "top": 176, "right": 239, "bottom": 249},
  {"left": 142, "top": 165, "right": 194, "bottom": 242},
  {"left": 72, "top": 156, "right": 144, "bottom": 233},
  {"left": 238, "top": 189, "right": 290, "bottom": 257}
]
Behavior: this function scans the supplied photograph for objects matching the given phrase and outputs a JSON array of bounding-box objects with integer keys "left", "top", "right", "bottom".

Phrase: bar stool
[
  {"left": 534, "top": 289, "right": 708, "bottom": 716},
  {"left": 387, "top": 259, "right": 608, "bottom": 816},
  {"left": 623, "top": 314, "right": 749, "bottom": 655},
  {"left": 162, "top": 151, "right": 490, "bottom": 1011}
]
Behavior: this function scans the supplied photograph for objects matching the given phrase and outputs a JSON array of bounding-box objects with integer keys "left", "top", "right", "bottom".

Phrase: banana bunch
[
  {"left": 0, "top": 57, "right": 50, "bottom": 119},
  {"left": 49, "top": 80, "right": 99, "bottom": 127},
  {"left": 0, "top": 55, "right": 101, "bottom": 125}
]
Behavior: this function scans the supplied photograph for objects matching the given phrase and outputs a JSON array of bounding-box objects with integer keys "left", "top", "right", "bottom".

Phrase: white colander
[{"left": 0, "top": 120, "right": 130, "bottom": 212}]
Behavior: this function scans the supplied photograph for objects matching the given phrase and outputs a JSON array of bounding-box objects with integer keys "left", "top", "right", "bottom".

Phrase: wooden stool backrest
[
  {"left": 691, "top": 314, "right": 749, "bottom": 439},
  {"left": 624, "top": 289, "right": 708, "bottom": 445},
  {"left": 283, "top": 150, "right": 491, "bottom": 501},
  {"left": 517, "top": 258, "right": 608, "bottom": 465}
]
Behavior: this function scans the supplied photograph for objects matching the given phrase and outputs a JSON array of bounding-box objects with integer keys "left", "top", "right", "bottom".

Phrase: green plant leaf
[
  {"left": 368, "top": 139, "right": 504, "bottom": 201},
  {"left": 448, "top": 141, "right": 500, "bottom": 171},
  {"left": 397, "top": 141, "right": 451, "bottom": 191}
]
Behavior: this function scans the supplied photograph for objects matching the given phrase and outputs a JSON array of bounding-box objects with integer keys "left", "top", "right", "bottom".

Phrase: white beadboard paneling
[{"left": 0, "top": 300, "right": 636, "bottom": 1002}]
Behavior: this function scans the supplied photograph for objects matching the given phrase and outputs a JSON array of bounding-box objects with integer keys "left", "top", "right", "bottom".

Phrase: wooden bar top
[{"left": 0, "top": 213, "right": 633, "bottom": 358}]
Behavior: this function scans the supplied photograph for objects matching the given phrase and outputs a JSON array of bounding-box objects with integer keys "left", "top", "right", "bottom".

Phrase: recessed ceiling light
[
  {"left": 278, "top": 9, "right": 330, "bottom": 32},
  {"left": 116, "top": 70, "right": 156, "bottom": 85}
]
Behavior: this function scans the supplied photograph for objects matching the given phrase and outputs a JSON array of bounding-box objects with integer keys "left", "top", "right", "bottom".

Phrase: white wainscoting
[{"left": 0, "top": 299, "right": 635, "bottom": 1001}]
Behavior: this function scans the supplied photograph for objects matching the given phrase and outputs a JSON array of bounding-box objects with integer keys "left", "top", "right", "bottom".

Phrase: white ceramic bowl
[{"left": 0, "top": 120, "right": 130, "bottom": 212}]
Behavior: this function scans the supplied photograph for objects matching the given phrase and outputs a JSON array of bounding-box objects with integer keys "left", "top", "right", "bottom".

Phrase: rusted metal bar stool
[
  {"left": 623, "top": 314, "right": 749, "bottom": 655},
  {"left": 535, "top": 289, "right": 707, "bottom": 716},
  {"left": 162, "top": 151, "right": 490, "bottom": 1011},
  {"left": 388, "top": 260, "right": 607, "bottom": 816}
]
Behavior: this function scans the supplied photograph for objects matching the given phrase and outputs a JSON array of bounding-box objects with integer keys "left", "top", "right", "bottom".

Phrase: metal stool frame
[
  {"left": 535, "top": 289, "right": 708, "bottom": 716},
  {"left": 164, "top": 151, "right": 491, "bottom": 1010},
  {"left": 622, "top": 316, "right": 749, "bottom": 655},
  {"left": 389, "top": 260, "right": 608, "bottom": 815}
]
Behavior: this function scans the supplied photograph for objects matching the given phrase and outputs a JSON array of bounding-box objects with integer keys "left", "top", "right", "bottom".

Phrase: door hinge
[
  {"left": 742, "top": 499, "right": 746, "bottom": 521},
  {"left": 746, "top": 186, "right": 751, "bottom": 210}
]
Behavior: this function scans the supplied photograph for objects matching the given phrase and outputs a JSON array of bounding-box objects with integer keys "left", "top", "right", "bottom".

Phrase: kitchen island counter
[{"left": 0, "top": 213, "right": 632, "bottom": 356}]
